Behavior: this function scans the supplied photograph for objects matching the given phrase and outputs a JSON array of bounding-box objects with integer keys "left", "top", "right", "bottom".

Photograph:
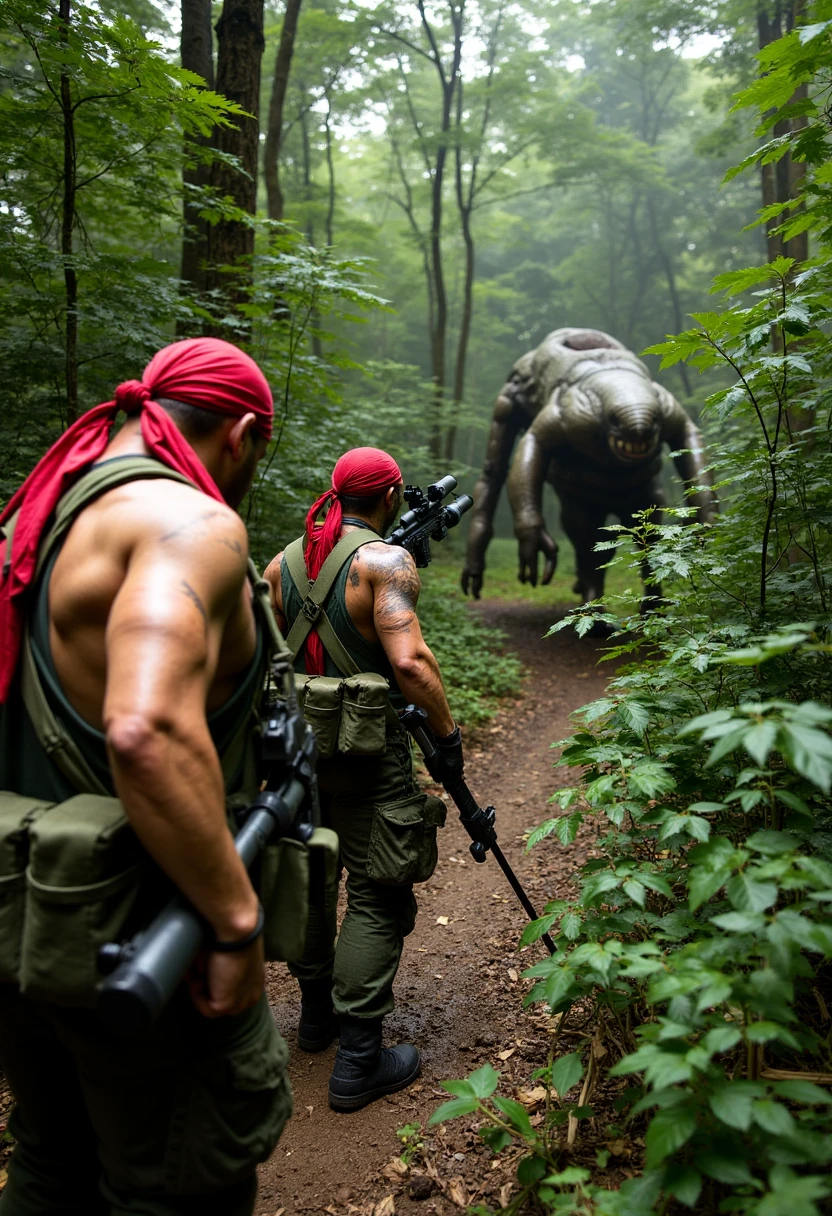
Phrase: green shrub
[{"left": 431, "top": 13, "right": 832, "bottom": 1213}]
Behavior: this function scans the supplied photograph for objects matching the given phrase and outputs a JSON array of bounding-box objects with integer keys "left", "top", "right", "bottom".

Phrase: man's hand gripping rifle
[
  {"left": 97, "top": 655, "right": 319, "bottom": 1033},
  {"left": 385, "top": 474, "right": 473, "bottom": 567},
  {"left": 399, "top": 705, "right": 556, "bottom": 956}
]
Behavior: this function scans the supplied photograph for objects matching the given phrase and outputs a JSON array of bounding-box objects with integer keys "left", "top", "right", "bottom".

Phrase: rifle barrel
[{"left": 97, "top": 777, "right": 305, "bottom": 1034}]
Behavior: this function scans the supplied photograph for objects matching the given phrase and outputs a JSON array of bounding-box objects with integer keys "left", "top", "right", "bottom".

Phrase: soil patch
[{"left": 257, "top": 599, "right": 623, "bottom": 1216}]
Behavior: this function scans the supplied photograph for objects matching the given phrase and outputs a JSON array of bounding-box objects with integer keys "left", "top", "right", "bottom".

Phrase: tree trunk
[
  {"left": 423, "top": 1, "right": 464, "bottom": 459},
  {"left": 264, "top": 0, "right": 303, "bottom": 222},
  {"left": 59, "top": 0, "right": 78, "bottom": 424},
  {"left": 646, "top": 195, "right": 692, "bottom": 396},
  {"left": 179, "top": 0, "right": 214, "bottom": 302},
  {"left": 324, "top": 101, "right": 335, "bottom": 247},
  {"left": 205, "top": 0, "right": 265, "bottom": 312},
  {"left": 445, "top": 198, "right": 473, "bottom": 460}
]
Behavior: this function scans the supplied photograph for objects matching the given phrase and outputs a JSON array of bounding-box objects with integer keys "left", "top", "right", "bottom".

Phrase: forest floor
[{"left": 257, "top": 596, "right": 635, "bottom": 1216}]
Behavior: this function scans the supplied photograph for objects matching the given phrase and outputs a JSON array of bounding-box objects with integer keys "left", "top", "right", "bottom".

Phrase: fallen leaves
[
  {"left": 507, "top": 968, "right": 519, "bottom": 983},
  {"left": 436, "top": 916, "right": 449, "bottom": 926},
  {"left": 373, "top": 1195, "right": 395, "bottom": 1216},
  {"left": 381, "top": 1159, "right": 407, "bottom": 1182},
  {"left": 448, "top": 1178, "right": 468, "bottom": 1208},
  {"left": 498, "top": 1047, "right": 516, "bottom": 1061},
  {"left": 499, "top": 1181, "right": 514, "bottom": 1208},
  {"left": 518, "top": 1085, "right": 548, "bottom": 1107}
]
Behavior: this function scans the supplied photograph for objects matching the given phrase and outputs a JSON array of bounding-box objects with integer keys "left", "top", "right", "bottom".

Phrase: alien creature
[{"left": 461, "top": 327, "right": 717, "bottom": 608}]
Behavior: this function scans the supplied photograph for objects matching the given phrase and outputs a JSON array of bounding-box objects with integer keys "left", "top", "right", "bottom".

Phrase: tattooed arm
[
  {"left": 367, "top": 546, "right": 455, "bottom": 735},
  {"left": 103, "top": 495, "right": 263, "bottom": 1017}
]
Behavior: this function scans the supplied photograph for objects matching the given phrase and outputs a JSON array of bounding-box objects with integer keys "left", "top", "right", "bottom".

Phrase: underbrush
[
  {"left": 431, "top": 19, "right": 832, "bottom": 1214},
  {"left": 418, "top": 574, "right": 524, "bottom": 726}
]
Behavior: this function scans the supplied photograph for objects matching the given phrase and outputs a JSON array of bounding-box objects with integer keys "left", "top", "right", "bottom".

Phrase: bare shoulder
[
  {"left": 360, "top": 541, "right": 419, "bottom": 583},
  {"left": 264, "top": 550, "right": 285, "bottom": 590},
  {"left": 86, "top": 480, "right": 250, "bottom": 606},
  {"left": 360, "top": 545, "right": 421, "bottom": 622},
  {"left": 119, "top": 479, "right": 246, "bottom": 557}
]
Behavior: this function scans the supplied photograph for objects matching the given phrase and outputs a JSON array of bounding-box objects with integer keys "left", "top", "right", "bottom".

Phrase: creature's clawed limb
[{"left": 515, "top": 524, "right": 559, "bottom": 587}]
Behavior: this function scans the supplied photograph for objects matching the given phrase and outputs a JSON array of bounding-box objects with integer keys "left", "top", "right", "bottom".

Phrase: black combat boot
[
  {"left": 328, "top": 1016, "right": 421, "bottom": 1112},
  {"left": 297, "top": 977, "right": 338, "bottom": 1052}
]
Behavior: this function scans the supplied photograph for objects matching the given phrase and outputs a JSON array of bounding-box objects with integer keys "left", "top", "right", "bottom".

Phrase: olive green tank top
[{"left": 281, "top": 539, "right": 404, "bottom": 709}]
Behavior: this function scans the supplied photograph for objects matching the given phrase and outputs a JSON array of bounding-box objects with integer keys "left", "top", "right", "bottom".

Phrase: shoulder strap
[
  {"left": 20, "top": 627, "right": 111, "bottom": 796},
  {"left": 284, "top": 532, "right": 377, "bottom": 670}
]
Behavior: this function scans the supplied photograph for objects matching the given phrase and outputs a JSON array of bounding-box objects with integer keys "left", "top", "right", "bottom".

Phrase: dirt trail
[{"left": 257, "top": 599, "right": 613, "bottom": 1216}]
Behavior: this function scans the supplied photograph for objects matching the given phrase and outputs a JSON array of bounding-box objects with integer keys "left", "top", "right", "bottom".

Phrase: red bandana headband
[
  {"left": 303, "top": 446, "right": 403, "bottom": 675},
  {"left": 0, "top": 337, "right": 274, "bottom": 702}
]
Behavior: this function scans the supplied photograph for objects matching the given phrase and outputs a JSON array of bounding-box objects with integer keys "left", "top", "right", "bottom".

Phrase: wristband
[
  {"left": 436, "top": 725, "right": 461, "bottom": 745},
  {"left": 212, "top": 903, "right": 265, "bottom": 953}
]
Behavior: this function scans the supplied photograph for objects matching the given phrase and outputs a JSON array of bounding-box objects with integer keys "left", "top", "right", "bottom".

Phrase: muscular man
[
  {"left": 265, "top": 447, "right": 463, "bottom": 1112},
  {"left": 0, "top": 339, "right": 291, "bottom": 1215}
]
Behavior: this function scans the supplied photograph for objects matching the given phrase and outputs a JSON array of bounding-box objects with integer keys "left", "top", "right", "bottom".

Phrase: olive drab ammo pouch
[
  {"left": 283, "top": 533, "right": 398, "bottom": 758},
  {"left": 366, "top": 791, "right": 447, "bottom": 886}
]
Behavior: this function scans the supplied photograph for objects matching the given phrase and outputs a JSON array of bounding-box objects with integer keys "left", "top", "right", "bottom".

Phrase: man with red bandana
[
  {"left": 265, "top": 448, "right": 464, "bottom": 1111},
  {"left": 0, "top": 339, "right": 290, "bottom": 1215}
]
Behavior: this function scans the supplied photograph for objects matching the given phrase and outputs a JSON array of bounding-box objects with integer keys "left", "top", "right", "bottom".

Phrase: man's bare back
[
  {"left": 265, "top": 529, "right": 421, "bottom": 647},
  {"left": 51, "top": 474, "right": 256, "bottom": 729},
  {"left": 265, "top": 524, "right": 454, "bottom": 736}
]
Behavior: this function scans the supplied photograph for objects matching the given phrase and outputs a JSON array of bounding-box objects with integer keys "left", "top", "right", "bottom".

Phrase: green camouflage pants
[
  {"left": 291, "top": 729, "right": 443, "bottom": 1019},
  {"left": 0, "top": 987, "right": 291, "bottom": 1216}
]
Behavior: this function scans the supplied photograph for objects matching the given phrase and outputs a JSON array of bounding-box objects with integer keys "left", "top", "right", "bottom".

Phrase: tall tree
[
  {"left": 205, "top": 0, "right": 266, "bottom": 310},
  {"left": 180, "top": 0, "right": 214, "bottom": 297},
  {"left": 58, "top": 0, "right": 78, "bottom": 422},
  {"left": 264, "top": 0, "right": 304, "bottom": 222},
  {"left": 377, "top": 1, "right": 464, "bottom": 457}
]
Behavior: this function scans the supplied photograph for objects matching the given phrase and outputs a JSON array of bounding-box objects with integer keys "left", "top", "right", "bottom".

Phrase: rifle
[
  {"left": 97, "top": 658, "right": 319, "bottom": 1034},
  {"left": 399, "top": 705, "right": 556, "bottom": 956},
  {"left": 386, "top": 475, "right": 473, "bottom": 568}
]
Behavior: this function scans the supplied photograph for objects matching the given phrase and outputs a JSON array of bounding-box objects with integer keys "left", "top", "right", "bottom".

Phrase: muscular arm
[
  {"left": 462, "top": 388, "right": 523, "bottom": 597},
  {"left": 655, "top": 384, "right": 718, "bottom": 524},
  {"left": 103, "top": 507, "right": 261, "bottom": 1015},
  {"left": 506, "top": 396, "right": 564, "bottom": 585},
  {"left": 368, "top": 547, "right": 454, "bottom": 735},
  {"left": 264, "top": 550, "right": 287, "bottom": 632}
]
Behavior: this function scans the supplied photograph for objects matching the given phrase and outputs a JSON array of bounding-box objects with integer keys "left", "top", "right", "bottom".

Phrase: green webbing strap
[
  {"left": 283, "top": 532, "right": 377, "bottom": 669},
  {"left": 19, "top": 627, "right": 110, "bottom": 797},
  {"left": 282, "top": 533, "right": 400, "bottom": 732}
]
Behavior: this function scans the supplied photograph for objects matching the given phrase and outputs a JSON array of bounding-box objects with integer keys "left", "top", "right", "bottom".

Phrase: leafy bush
[
  {"left": 431, "top": 12, "right": 832, "bottom": 1213},
  {"left": 417, "top": 576, "right": 524, "bottom": 727}
]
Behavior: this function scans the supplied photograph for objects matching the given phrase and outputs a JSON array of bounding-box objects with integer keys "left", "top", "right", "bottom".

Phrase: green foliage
[
  {"left": 431, "top": 7, "right": 832, "bottom": 1212},
  {"left": 414, "top": 572, "right": 524, "bottom": 727}
]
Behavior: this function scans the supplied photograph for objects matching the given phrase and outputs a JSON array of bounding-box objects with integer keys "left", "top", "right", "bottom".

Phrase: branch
[
  {"left": 374, "top": 26, "right": 437, "bottom": 67},
  {"left": 417, "top": 0, "right": 447, "bottom": 86}
]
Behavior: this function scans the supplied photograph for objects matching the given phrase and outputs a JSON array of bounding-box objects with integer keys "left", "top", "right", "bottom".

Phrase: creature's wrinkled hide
[{"left": 461, "top": 327, "right": 717, "bottom": 609}]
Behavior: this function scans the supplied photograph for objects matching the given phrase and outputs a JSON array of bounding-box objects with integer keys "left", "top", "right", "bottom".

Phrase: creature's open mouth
[{"left": 609, "top": 434, "right": 656, "bottom": 461}]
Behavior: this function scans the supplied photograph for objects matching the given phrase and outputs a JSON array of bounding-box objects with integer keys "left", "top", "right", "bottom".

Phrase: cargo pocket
[
  {"left": 338, "top": 673, "right": 389, "bottom": 756},
  {"left": 174, "top": 998, "right": 291, "bottom": 1192},
  {"left": 302, "top": 677, "right": 343, "bottom": 759},
  {"left": 0, "top": 792, "right": 52, "bottom": 985},
  {"left": 260, "top": 837, "right": 310, "bottom": 963},
  {"left": 19, "top": 795, "right": 143, "bottom": 1007},
  {"left": 366, "top": 792, "right": 447, "bottom": 886}
]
